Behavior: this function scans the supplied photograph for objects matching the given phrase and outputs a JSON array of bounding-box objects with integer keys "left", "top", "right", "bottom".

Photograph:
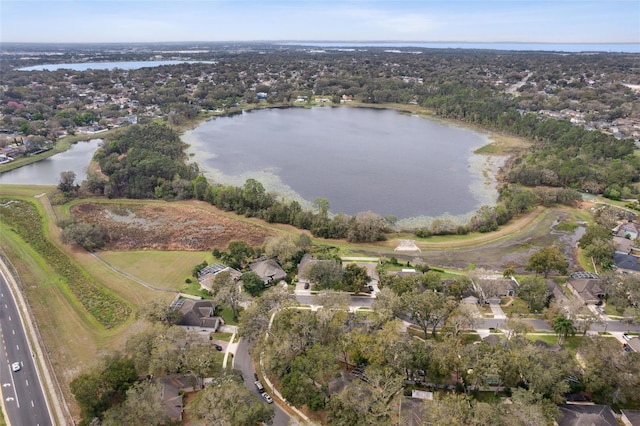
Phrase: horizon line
[{"left": 1, "top": 40, "right": 638, "bottom": 45}]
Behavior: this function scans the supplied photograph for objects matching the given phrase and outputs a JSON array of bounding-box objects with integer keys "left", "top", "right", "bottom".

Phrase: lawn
[
  {"left": 501, "top": 297, "right": 532, "bottom": 317},
  {"left": 210, "top": 332, "right": 234, "bottom": 342},
  {"left": 527, "top": 335, "right": 585, "bottom": 355},
  {"left": 100, "top": 250, "right": 212, "bottom": 290},
  {"left": 220, "top": 306, "right": 241, "bottom": 325}
]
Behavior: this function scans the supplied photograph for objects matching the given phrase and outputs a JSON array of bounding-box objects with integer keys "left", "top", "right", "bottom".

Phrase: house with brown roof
[
  {"left": 567, "top": 274, "right": 606, "bottom": 305},
  {"left": 249, "top": 258, "right": 286, "bottom": 285}
]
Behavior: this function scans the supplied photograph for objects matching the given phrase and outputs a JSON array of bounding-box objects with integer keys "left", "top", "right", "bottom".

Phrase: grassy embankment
[{"left": 0, "top": 186, "right": 172, "bottom": 417}]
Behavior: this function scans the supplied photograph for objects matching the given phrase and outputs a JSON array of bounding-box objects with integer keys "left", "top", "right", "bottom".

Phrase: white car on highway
[{"left": 11, "top": 362, "right": 20, "bottom": 372}]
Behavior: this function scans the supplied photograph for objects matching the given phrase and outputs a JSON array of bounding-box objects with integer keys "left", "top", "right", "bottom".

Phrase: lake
[
  {"left": 183, "top": 107, "right": 503, "bottom": 227},
  {"left": 18, "top": 60, "right": 215, "bottom": 72},
  {"left": 283, "top": 42, "right": 640, "bottom": 53},
  {"left": 0, "top": 139, "right": 102, "bottom": 185}
]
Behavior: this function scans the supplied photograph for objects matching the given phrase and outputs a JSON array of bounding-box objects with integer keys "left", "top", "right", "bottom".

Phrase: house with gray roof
[
  {"left": 173, "top": 299, "right": 221, "bottom": 331},
  {"left": 621, "top": 409, "right": 640, "bottom": 426},
  {"left": 197, "top": 263, "right": 242, "bottom": 292},
  {"left": 557, "top": 404, "right": 618, "bottom": 426},
  {"left": 567, "top": 275, "right": 605, "bottom": 305},
  {"left": 249, "top": 258, "right": 286, "bottom": 285}
]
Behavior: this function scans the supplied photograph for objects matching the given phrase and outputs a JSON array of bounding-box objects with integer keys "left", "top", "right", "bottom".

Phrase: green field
[{"left": 100, "top": 250, "right": 213, "bottom": 290}]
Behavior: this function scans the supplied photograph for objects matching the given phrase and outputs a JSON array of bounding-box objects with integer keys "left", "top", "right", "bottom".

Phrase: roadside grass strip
[{"left": 0, "top": 198, "right": 130, "bottom": 328}]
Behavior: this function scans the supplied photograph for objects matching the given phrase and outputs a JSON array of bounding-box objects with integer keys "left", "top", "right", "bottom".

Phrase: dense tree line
[
  {"left": 239, "top": 281, "right": 640, "bottom": 425},
  {"left": 93, "top": 122, "right": 200, "bottom": 198},
  {"left": 70, "top": 309, "right": 274, "bottom": 426}
]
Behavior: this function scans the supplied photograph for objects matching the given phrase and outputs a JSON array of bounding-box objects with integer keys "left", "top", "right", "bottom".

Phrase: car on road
[
  {"left": 11, "top": 362, "right": 20, "bottom": 372},
  {"left": 304, "top": 282, "right": 310, "bottom": 290},
  {"left": 255, "top": 380, "right": 264, "bottom": 392},
  {"left": 261, "top": 392, "right": 273, "bottom": 404},
  {"left": 622, "top": 333, "right": 631, "bottom": 341}
]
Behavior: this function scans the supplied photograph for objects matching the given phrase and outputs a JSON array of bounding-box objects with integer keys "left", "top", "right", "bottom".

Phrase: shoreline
[{"left": 183, "top": 103, "right": 514, "bottom": 227}]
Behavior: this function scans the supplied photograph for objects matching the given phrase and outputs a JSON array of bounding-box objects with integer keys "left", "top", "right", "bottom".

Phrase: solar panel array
[
  {"left": 570, "top": 271, "right": 600, "bottom": 279},
  {"left": 170, "top": 299, "right": 186, "bottom": 310},
  {"left": 198, "top": 263, "right": 227, "bottom": 278}
]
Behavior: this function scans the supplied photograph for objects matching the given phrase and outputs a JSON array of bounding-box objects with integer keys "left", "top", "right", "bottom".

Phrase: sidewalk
[{"left": 221, "top": 325, "right": 238, "bottom": 369}]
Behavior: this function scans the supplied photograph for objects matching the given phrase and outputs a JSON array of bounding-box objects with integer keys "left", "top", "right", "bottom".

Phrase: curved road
[
  {"left": 0, "top": 273, "right": 52, "bottom": 426},
  {"left": 234, "top": 339, "right": 290, "bottom": 426}
]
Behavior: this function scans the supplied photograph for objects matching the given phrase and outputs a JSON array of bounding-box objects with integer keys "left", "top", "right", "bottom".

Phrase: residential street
[{"left": 233, "top": 339, "right": 291, "bottom": 426}]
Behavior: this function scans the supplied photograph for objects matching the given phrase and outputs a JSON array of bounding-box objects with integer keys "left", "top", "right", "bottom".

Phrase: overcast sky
[{"left": 1, "top": 0, "right": 639, "bottom": 44}]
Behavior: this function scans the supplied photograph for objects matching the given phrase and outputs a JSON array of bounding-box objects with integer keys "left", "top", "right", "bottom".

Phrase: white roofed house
[{"left": 613, "top": 221, "right": 639, "bottom": 240}]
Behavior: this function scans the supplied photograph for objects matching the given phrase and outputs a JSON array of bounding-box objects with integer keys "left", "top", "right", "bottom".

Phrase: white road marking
[
  {"left": 31, "top": 400, "right": 34, "bottom": 407},
  {"left": 25, "top": 380, "right": 28, "bottom": 387},
  {"left": 2, "top": 383, "right": 10, "bottom": 387},
  {"left": 12, "top": 330, "right": 15, "bottom": 335},
  {"left": 16, "top": 345, "right": 19, "bottom": 351},
  {"left": 5, "top": 397, "right": 13, "bottom": 402},
  {"left": 8, "top": 316, "right": 11, "bottom": 321},
  {"left": 8, "top": 364, "right": 20, "bottom": 407}
]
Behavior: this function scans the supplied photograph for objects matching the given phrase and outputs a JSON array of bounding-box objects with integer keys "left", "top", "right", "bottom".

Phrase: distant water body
[
  {"left": 0, "top": 139, "right": 102, "bottom": 185},
  {"left": 18, "top": 60, "right": 215, "bottom": 72},
  {"left": 284, "top": 42, "right": 639, "bottom": 53}
]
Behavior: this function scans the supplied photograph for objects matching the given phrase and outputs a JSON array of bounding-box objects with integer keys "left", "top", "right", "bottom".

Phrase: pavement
[{"left": 0, "top": 257, "right": 65, "bottom": 425}]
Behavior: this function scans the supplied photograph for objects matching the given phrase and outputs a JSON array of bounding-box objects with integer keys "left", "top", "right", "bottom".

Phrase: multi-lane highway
[{"left": 0, "top": 272, "right": 52, "bottom": 426}]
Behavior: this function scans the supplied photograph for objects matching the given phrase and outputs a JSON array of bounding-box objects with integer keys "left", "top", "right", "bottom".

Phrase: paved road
[
  {"left": 234, "top": 339, "right": 290, "bottom": 426},
  {"left": 296, "top": 294, "right": 374, "bottom": 308},
  {"left": 0, "top": 273, "right": 52, "bottom": 426}
]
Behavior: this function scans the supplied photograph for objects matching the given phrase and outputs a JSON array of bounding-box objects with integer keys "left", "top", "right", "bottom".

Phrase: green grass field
[{"left": 100, "top": 250, "right": 213, "bottom": 290}]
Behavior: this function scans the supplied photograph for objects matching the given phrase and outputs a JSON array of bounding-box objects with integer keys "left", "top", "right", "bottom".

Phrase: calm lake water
[
  {"left": 184, "top": 107, "right": 503, "bottom": 227},
  {"left": 0, "top": 139, "right": 102, "bottom": 185},
  {"left": 284, "top": 42, "right": 640, "bottom": 53}
]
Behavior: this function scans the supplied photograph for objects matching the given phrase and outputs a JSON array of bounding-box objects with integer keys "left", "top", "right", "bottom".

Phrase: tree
[
  {"left": 401, "top": 289, "right": 458, "bottom": 338},
  {"left": 101, "top": 381, "right": 170, "bottom": 426},
  {"left": 326, "top": 365, "right": 403, "bottom": 426},
  {"left": 137, "top": 299, "right": 183, "bottom": 325},
  {"left": 552, "top": 315, "right": 576, "bottom": 345},
  {"left": 347, "top": 211, "right": 387, "bottom": 242},
  {"left": 517, "top": 275, "right": 549, "bottom": 312},
  {"left": 262, "top": 233, "right": 307, "bottom": 265},
  {"left": 343, "top": 263, "right": 369, "bottom": 293},
  {"left": 61, "top": 221, "right": 107, "bottom": 251},
  {"left": 187, "top": 381, "right": 274, "bottom": 426},
  {"left": 224, "top": 240, "right": 255, "bottom": 269},
  {"left": 58, "top": 170, "right": 77, "bottom": 193},
  {"left": 242, "top": 271, "right": 265, "bottom": 297},
  {"left": 579, "top": 336, "right": 640, "bottom": 404},
  {"left": 215, "top": 280, "right": 245, "bottom": 321},
  {"left": 238, "top": 285, "right": 297, "bottom": 343},
  {"left": 69, "top": 354, "right": 138, "bottom": 425},
  {"left": 302, "top": 260, "right": 343, "bottom": 289},
  {"left": 524, "top": 246, "right": 568, "bottom": 278}
]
